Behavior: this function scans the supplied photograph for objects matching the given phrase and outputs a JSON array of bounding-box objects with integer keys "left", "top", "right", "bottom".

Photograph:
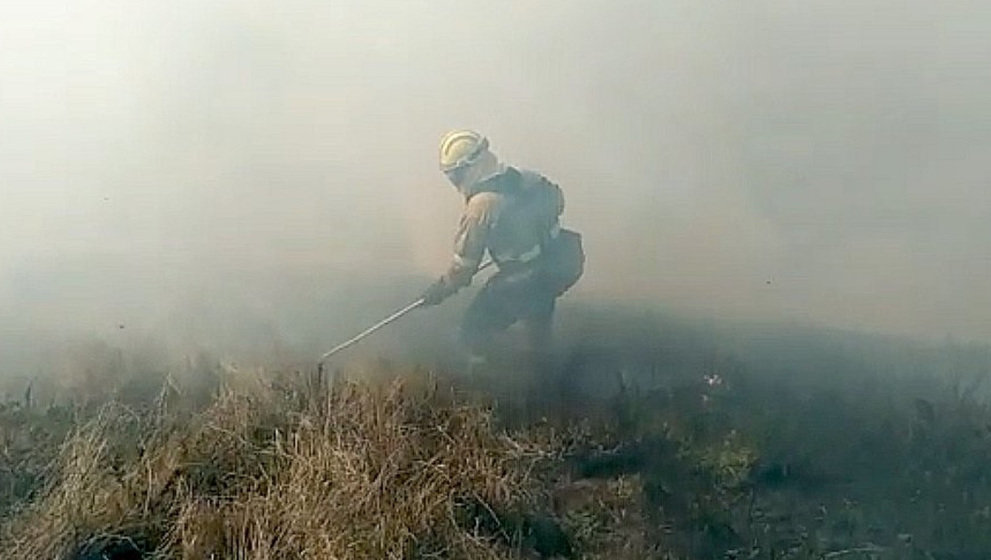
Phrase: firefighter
[{"left": 420, "top": 130, "right": 584, "bottom": 365}]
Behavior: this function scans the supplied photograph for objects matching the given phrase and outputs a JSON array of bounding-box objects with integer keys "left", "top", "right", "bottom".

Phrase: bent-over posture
[{"left": 421, "top": 130, "right": 584, "bottom": 364}]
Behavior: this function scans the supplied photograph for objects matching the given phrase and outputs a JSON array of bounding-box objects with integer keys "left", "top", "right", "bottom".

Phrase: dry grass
[
  {"left": 0, "top": 369, "right": 562, "bottom": 559},
  {"left": 5, "top": 322, "right": 990, "bottom": 559}
]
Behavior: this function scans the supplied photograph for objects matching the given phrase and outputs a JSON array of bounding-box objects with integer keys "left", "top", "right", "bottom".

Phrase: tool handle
[
  {"left": 318, "top": 298, "right": 424, "bottom": 364},
  {"left": 316, "top": 258, "right": 496, "bottom": 365}
]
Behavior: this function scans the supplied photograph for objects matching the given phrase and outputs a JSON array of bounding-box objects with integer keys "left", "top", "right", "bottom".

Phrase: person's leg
[
  {"left": 522, "top": 297, "right": 555, "bottom": 355},
  {"left": 459, "top": 272, "right": 519, "bottom": 366},
  {"left": 521, "top": 231, "right": 583, "bottom": 374}
]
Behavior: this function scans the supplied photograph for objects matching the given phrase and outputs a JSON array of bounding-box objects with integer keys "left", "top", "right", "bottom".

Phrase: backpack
[{"left": 516, "top": 170, "right": 584, "bottom": 293}]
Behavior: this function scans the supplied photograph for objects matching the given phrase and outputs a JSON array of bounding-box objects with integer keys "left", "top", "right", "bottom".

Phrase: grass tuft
[{"left": 1, "top": 370, "right": 560, "bottom": 559}]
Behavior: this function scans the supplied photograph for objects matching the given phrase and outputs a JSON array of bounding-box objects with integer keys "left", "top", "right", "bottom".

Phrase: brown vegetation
[
  {"left": 3, "top": 321, "right": 991, "bottom": 559},
  {"left": 0, "top": 369, "right": 575, "bottom": 559}
]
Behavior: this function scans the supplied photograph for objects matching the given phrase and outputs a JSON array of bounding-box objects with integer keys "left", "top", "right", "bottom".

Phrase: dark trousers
[{"left": 460, "top": 230, "right": 584, "bottom": 355}]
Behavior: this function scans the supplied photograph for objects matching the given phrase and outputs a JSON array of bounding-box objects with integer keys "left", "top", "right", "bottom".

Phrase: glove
[{"left": 420, "top": 279, "right": 450, "bottom": 306}]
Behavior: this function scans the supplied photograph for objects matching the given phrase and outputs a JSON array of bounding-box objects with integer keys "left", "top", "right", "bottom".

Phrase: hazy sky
[{"left": 2, "top": 0, "right": 990, "bottom": 349}]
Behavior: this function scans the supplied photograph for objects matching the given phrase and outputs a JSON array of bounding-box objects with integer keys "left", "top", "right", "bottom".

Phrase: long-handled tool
[
  {"left": 317, "top": 297, "right": 425, "bottom": 366},
  {"left": 316, "top": 260, "right": 495, "bottom": 369}
]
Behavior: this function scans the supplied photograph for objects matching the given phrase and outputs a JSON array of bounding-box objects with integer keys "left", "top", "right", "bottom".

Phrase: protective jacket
[{"left": 435, "top": 167, "right": 566, "bottom": 297}]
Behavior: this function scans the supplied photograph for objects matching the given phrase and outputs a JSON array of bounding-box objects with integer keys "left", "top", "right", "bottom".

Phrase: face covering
[{"left": 446, "top": 150, "right": 505, "bottom": 196}]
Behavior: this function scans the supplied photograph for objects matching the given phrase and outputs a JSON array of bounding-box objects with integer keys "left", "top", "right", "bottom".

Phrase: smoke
[{"left": 1, "top": 0, "right": 990, "bottom": 379}]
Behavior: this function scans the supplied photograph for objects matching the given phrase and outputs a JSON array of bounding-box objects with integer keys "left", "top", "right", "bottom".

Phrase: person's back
[{"left": 484, "top": 169, "right": 565, "bottom": 266}]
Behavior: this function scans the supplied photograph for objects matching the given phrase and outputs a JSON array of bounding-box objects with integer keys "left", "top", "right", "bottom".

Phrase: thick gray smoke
[{"left": 2, "top": 0, "right": 990, "bottom": 384}]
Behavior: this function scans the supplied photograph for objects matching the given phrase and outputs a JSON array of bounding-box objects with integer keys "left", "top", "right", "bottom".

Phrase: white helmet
[{"left": 438, "top": 129, "right": 489, "bottom": 172}]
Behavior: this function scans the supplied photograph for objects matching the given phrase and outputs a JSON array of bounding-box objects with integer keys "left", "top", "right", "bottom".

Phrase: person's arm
[{"left": 421, "top": 193, "right": 500, "bottom": 305}]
